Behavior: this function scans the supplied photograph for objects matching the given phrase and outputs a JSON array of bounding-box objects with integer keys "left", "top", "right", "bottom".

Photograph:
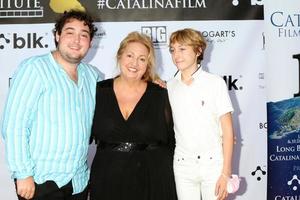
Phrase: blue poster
[{"left": 267, "top": 97, "right": 300, "bottom": 200}]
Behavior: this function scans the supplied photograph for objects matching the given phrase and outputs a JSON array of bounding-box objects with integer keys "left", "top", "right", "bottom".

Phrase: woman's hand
[{"left": 153, "top": 78, "right": 167, "bottom": 88}]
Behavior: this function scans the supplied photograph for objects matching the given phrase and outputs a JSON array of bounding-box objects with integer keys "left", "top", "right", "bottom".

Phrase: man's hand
[
  {"left": 215, "top": 174, "right": 229, "bottom": 200},
  {"left": 16, "top": 176, "right": 35, "bottom": 199}
]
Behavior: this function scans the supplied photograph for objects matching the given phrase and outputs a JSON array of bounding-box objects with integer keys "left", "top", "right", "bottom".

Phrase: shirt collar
[
  {"left": 49, "top": 52, "right": 84, "bottom": 75},
  {"left": 174, "top": 65, "right": 203, "bottom": 81},
  {"left": 49, "top": 52, "right": 85, "bottom": 89}
]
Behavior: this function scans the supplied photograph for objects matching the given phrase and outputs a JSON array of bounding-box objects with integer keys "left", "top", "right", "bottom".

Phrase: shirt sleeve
[
  {"left": 1, "top": 59, "right": 43, "bottom": 179},
  {"left": 90, "top": 65, "right": 104, "bottom": 82}
]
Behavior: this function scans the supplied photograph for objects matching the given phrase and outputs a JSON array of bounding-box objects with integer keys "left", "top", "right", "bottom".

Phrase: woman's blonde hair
[
  {"left": 117, "top": 31, "right": 156, "bottom": 81},
  {"left": 169, "top": 28, "right": 207, "bottom": 64}
]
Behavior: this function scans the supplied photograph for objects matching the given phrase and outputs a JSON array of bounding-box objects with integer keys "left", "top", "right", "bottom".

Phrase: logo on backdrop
[
  {"left": 202, "top": 30, "right": 236, "bottom": 44},
  {"left": 90, "top": 26, "right": 106, "bottom": 49},
  {"left": 258, "top": 72, "right": 265, "bottom": 89},
  {"left": 0, "top": 32, "right": 49, "bottom": 49},
  {"left": 96, "top": 0, "right": 207, "bottom": 9},
  {"left": 259, "top": 122, "right": 267, "bottom": 130},
  {"left": 141, "top": 26, "right": 167, "bottom": 49},
  {"left": 0, "top": 33, "right": 10, "bottom": 49},
  {"left": 251, "top": 165, "right": 267, "bottom": 181},
  {"left": 293, "top": 54, "right": 300, "bottom": 97},
  {"left": 49, "top": 0, "right": 85, "bottom": 13},
  {"left": 270, "top": 11, "right": 300, "bottom": 38},
  {"left": 288, "top": 175, "right": 300, "bottom": 191},
  {"left": 0, "top": 0, "right": 43, "bottom": 18},
  {"left": 232, "top": 0, "right": 264, "bottom": 6},
  {"left": 223, "top": 75, "right": 243, "bottom": 91}
]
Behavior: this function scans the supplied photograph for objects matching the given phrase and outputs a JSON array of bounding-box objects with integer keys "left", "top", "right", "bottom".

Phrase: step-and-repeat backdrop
[{"left": 2, "top": 0, "right": 296, "bottom": 199}]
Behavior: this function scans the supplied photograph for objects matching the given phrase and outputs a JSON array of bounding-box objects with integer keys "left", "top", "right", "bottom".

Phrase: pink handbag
[{"left": 227, "top": 174, "right": 240, "bottom": 193}]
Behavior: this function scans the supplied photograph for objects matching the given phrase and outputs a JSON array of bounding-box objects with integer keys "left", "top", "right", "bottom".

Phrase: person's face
[
  {"left": 55, "top": 18, "right": 91, "bottom": 64},
  {"left": 169, "top": 42, "right": 200, "bottom": 73},
  {"left": 119, "top": 42, "right": 149, "bottom": 81}
]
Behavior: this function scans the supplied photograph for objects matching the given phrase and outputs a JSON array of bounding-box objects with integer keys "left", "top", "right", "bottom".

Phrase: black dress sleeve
[
  {"left": 90, "top": 80, "right": 112, "bottom": 144},
  {"left": 164, "top": 91, "right": 175, "bottom": 154}
]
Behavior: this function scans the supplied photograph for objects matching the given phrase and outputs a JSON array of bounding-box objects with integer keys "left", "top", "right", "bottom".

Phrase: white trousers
[{"left": 174, "top": 153, "right": 223, "bottom": 200}]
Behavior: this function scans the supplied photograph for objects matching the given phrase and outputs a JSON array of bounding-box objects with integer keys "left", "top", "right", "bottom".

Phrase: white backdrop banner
[{"left": 0, "top": 1, "right": 267, "bottom": 199}]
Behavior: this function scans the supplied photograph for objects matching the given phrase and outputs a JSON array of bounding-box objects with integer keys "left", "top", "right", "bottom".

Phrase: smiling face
[
  {"left": 169, "top": 42, "right": 200, "bottom": 74},
  {"left": 118, "top": 41, "right": 149, "bottom": 81},
  {"left": 55, "top": 18, "right": 91, "bottom": 64}
]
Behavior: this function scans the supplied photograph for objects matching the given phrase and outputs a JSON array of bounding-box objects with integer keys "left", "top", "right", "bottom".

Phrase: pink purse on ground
[{"left": 226, "top": 174, "right": 240, "bottom": 193}]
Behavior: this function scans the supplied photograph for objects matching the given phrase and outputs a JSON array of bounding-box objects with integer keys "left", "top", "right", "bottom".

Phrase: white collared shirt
[{"left": 167, "top": 67, "right": 233, "bottom": 157}]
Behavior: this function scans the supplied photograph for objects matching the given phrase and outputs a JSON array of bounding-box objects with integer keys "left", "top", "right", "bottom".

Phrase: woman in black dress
[{"left": 90, "top": 32, "right": 177, "bottom": 200}]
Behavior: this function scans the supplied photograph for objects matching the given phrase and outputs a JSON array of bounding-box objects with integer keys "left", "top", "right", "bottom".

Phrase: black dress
[{"left": 90, "top": 79, "right": 177, "bottom": 200}]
